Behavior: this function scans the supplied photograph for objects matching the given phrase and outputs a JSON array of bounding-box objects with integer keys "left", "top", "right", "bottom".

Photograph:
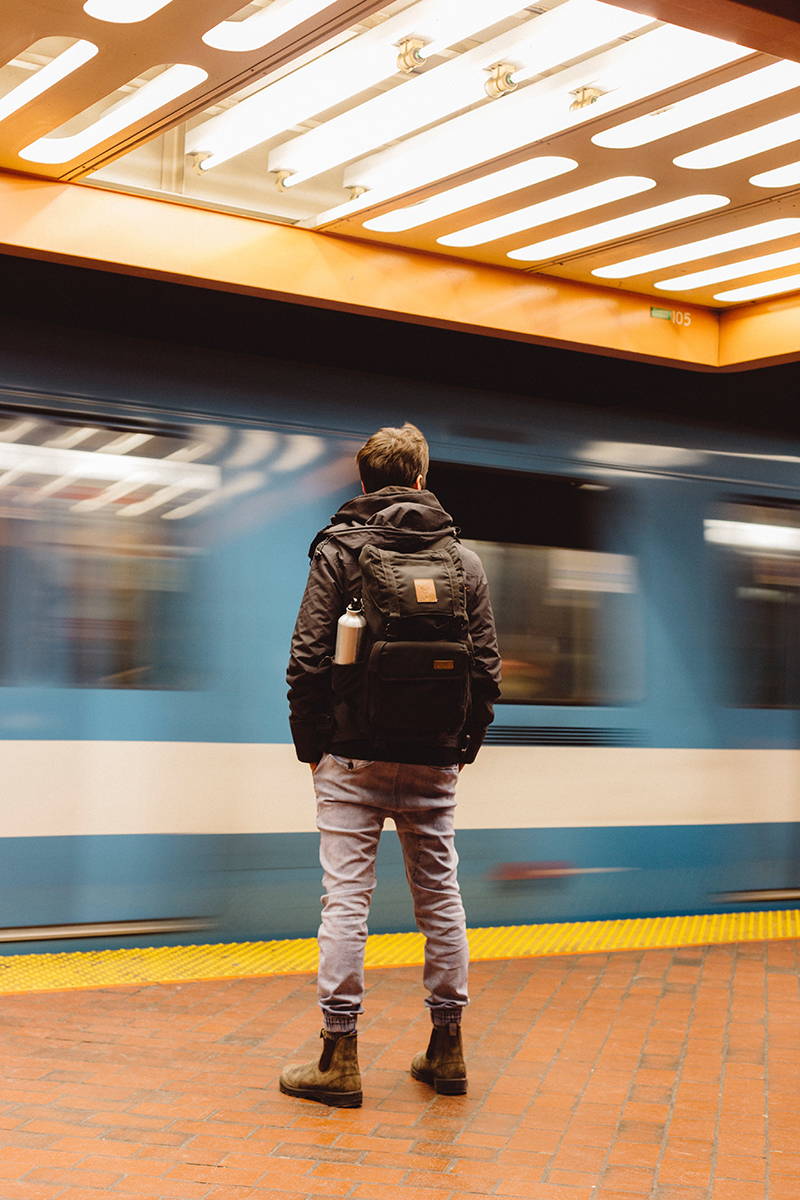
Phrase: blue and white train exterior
[{"left": 0, "top": 324, "right": 798, "bottom": 954}]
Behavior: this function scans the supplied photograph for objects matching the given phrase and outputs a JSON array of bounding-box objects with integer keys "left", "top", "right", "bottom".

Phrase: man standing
[{"left": 281, "top": 422, "right": 501, "bottom": 1107}]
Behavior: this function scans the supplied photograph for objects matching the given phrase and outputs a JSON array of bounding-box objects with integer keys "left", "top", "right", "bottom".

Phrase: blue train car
[{"left": 0, "top": 262, "right": 798, "bottom": 953}]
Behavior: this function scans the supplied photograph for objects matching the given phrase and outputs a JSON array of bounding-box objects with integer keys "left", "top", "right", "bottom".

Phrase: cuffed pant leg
[
  {"left": 394, "top": 805, "right": 469, "bottom": 1020},
  {"left": 316, "top": 794, "right": 384, "bottom": 1029}
]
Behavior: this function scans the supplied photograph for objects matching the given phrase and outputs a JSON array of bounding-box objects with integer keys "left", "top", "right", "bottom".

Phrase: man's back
[{"left": 287, "top": 485, "right": 501, "bottom": 766}]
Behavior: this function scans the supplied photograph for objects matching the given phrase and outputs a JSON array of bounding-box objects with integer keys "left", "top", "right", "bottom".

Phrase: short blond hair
[{"left": 357, "top": 422, "right": 429, "bottom": 492}]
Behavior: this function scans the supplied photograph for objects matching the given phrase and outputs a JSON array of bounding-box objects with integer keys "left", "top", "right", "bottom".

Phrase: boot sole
[
  {"left": 279, "top": 1079, "right": 362, "bottom": 1108},
  {"left": 410, "top": 1065, "right": 468, "bottom": 1095}
]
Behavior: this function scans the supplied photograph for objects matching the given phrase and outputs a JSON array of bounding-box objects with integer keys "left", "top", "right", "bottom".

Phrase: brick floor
[{"left": 0, "top": 938, "right": 797, "bottom": 1199}]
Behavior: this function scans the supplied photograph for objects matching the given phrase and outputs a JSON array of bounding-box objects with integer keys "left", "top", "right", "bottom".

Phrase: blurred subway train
[{"left": 0, "top": 276, "right": 798, "bottom": 955}]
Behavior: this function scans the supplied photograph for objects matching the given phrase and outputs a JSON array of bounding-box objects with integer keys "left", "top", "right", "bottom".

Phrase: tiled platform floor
[{"left": 0, "top": 939, "right": 798, "bottom": 1200}]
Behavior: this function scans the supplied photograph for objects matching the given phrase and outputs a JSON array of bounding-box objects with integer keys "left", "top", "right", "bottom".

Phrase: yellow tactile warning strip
[{"left": 1, "top": 910, "right": 799, "bottom": 997}]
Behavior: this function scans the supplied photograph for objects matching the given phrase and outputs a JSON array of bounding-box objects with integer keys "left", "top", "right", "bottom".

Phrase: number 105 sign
[{"left": 651, "top": 306, "right": 693, "bottom": 326}]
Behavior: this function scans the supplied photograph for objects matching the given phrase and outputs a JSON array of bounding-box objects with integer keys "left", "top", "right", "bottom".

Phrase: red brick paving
[{"left": 0, "top": 939, "right": 798, "bottom": 1198}]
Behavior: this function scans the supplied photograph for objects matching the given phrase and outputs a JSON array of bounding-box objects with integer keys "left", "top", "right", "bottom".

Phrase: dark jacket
[{"left": 286, "top": 487, "right": 502, "bottom": 765}]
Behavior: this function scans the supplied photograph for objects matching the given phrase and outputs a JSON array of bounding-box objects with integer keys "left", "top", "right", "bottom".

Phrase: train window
[
  {"left": 706, "top": 501, "right": 800, "bottom": 708},
  {"left": 430, "top": 462, "right": 642, "bottom": 705},
  {"left": 0, "top": 411, "right": 208, "bottom": 690}
]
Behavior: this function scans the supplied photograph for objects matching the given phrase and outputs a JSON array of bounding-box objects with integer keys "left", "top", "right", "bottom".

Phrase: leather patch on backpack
[{"left": 414, "top": 578, "right": 437, "bottom": 603}]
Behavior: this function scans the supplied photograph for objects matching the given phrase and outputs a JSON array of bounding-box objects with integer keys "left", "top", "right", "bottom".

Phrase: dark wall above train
[{"left": 0, "top": 254, "right": 797, "bottom": 439}]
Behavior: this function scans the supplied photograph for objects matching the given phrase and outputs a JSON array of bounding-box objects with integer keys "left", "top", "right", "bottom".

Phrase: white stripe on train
[{"left": 0, "top": 743, "right": 797, "bottom": 837}]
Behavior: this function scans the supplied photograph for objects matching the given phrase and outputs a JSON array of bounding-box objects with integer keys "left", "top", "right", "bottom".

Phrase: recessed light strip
[
  {"left": 84, "top": 0, "right": 174, "bottom": 22},
  {"left": 19, "top": 64, "right": 208, "bottom": 164},
  {"left": 715, "top": 273, "right": 800, "bottom": 302},
  {"left": 675, "top": 109, "right": 800, "bottom": 170},
  {"left": 204, "top": 0, "right": 338, "bottom": 52},
  {"left": 593, "top": 59, "right": 800, "bottom": 149},
  {"left": 507, "top": 194, "right": 730, "bottom": 263},
  {"left": 592, "top": 217, "right": 800, "bottom": 279},
  {"left": 188, "top": 0, "right": 532, "bottom": 171},
  {"left": 0, "top": 40, "right": 98, "bottom": 123},
  {"left": 656, "top": 246, "right": 800, "bottom": 292},
  {"left": 438, "top": 176, "right": 656, "bottom": 248},
  {"left": 269, "top": 0, "right": 652, "bottom": 188},
  {"left": 311, "top": 24, "right": 750, "bottom": 227},
  {"left": 364, "top": 157, "right": 579, "bottom": 234},
  {"left": 750, "top": 160, "right": 800, "bottom": 188}
]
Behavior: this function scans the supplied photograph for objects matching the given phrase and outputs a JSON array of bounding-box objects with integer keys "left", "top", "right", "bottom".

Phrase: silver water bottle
[{"left": 334, "top": 600, "right": 366, "bottom": 664}]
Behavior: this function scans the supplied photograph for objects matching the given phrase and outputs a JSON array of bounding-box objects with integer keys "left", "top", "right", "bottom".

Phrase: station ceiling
[{"left": 2, "top": 0, "right": 800, "bottom": 321}]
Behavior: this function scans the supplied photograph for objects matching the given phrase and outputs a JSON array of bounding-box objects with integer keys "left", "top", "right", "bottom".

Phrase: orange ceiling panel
[{"left": 0, "top": 0, "right": 385, "bottom": 178}]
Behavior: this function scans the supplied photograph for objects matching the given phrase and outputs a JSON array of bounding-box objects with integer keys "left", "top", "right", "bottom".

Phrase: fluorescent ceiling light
[
  {"left": 19, "top": 64, "right": 207, "bottom": 163},
  {"left": 84, "top": 0, "right": 174, "bottom": 21},
  {"left": 593, "top": 60, "right": 800, "bottom": 149},
  {"left": 655, "top": 246, "right": 800, "bottom": 292},
  {"left": 592, "top": 217, "right": 800, "bottom": 279},
  {"left": 188, "top": 0, "right": 531, "bottom": 171},
  {"left": 714, "top": 273, "right": 800, "bottom": 302},
  {"left": 313, "top": 24, "right": 750, "bottom": 227},
  {"left": 269, "top": 0, "right": 651, "bottom": 187},
  {"left": 750, "top": 160, "right": 800, "bottom": 188},
  {"left": 705, "top": 519, "right": 800, "bottom": 551},
  {"left": 204, "top": 0, "right": 342, "bottom": 53},
  {"left": 364, "top": 157, "right": 578, "bottom": 234},
  {"left": 438, "top": 176, "right": 656, "bottom": 248},
  {"left": 0, "top": 40, "right": 98, "bottom": 123},
  {"left": 675, "top": 109, "right": 800, "bottom": 169},
  {"left": 508, "top": 194, "right": 729, "bottom": 263}
]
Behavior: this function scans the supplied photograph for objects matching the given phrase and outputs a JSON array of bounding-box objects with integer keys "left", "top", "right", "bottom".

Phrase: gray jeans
[{"left": 313, "top": 752, "right": 469, "bottom": 1031}]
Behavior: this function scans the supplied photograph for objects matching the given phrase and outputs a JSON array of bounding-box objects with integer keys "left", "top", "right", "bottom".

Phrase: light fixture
[
  {"left": 203, "top": 0, "right": 336, "bottom": 52},
  {"left": 188, "top": 0, "right": 534, "bottom": 172},
  {"left": 705, "top": 519, "right": 800, "bottom": 551},
  {"left": 594, "top": 60, "right": 800, "bottom": 149},
  {"left": 714, "top": 273, "right": 800, "bottom": 302},
  {"left": 655, "top": 246, "right": 800, "bottom": 292},
  {"left": 311, "top": 23, "right": 750, "bottom": 227},
  {"left": 83, "top": 0, "right": 175, "bottom": 22},
  {"left": 750, "top": 160, "right": 800, "bottom": 188},
  {"left": 19, "top": 64, "right": 207, "bottom": 164},
  {"left": 364, "top": 157, "right": 578, "bottom": 234},
  {"left": 267, "top": 0, "right": 651, "bottom": 188},
  {"left": 438, "top": 176, "right": 656, "bottom": 249},
  {"left": 675, "top": 110, "right": 800, "bottom": 170},
  {"left": 0, "top": 41, "right": 99, "bottom": 124},
  {"left": 592, "top": 217, "right": 800, "bottom": 279},
  {"left": 507, "top": 194, "right": 729, "bottom": 263}
]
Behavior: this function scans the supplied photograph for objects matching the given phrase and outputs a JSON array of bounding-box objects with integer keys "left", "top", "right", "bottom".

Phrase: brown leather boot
[
  {"left": 279, "top": 1030, "right": 362, "bottom": 1108},
  {"left": 411, "top": 1022, "right": 467, "bottom": 1095}
]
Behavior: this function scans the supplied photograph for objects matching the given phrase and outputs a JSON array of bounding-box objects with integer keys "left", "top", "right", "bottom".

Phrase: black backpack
[{"left": 354, "top": 535, "right": 472, "bottom": 745}]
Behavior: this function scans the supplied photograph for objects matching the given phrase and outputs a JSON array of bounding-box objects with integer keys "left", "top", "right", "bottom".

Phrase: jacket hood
[{"left": 310, "top": 487, "right": 456, "bottom": 556}]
